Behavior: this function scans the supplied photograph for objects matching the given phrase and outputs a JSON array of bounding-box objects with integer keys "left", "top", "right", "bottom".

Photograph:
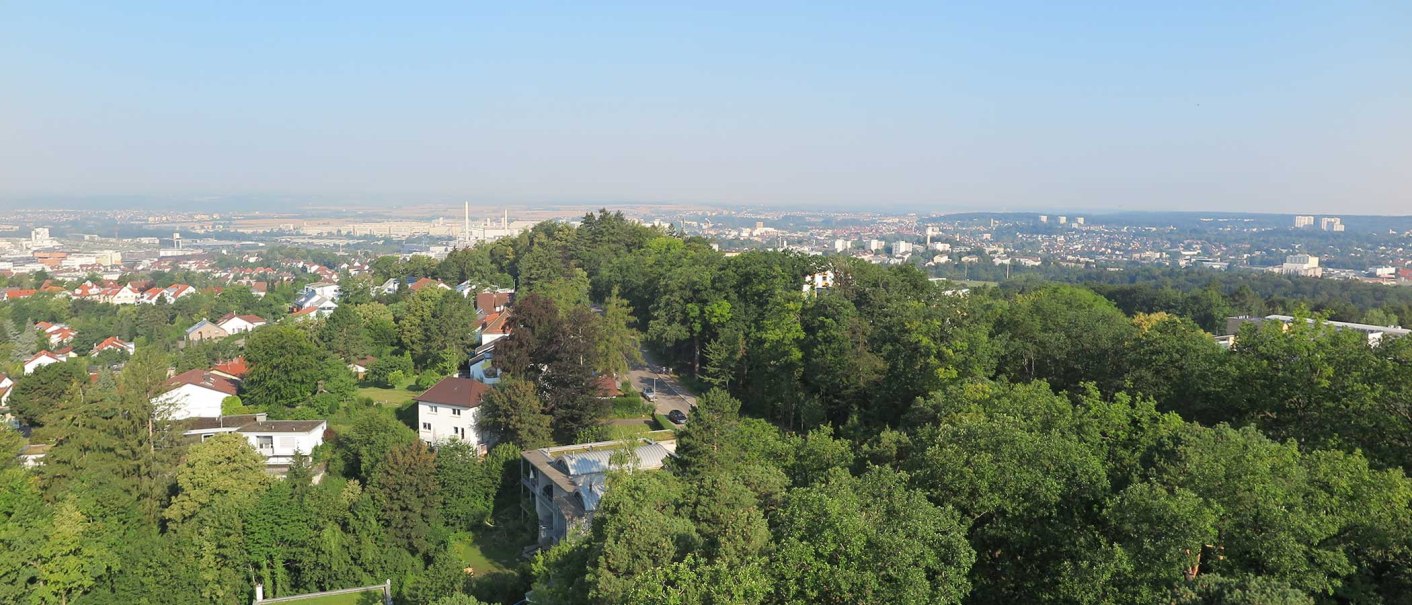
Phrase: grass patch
[
  {"left": 267, "top": 587, "right": 384, "bottom": 604},
  {"left": 601, "top": 422, "right": 652, "bottom": 440},
  {"left": 356, "top": 384, "right": 417, "bottom": 407},
  {"left": 448, "top": 511, "right": 535, "bottom": 577},
  {"left": 610, "top": 394, "right": 652, "bottom": 418},
  {"left": 645, "top": 429, "right": 678, "bottom": 441},
  {"left": 653, "top": 413, "right": 677, "bottom": 431},
  {"left": 450, "top": 532, "right": 513, "bottom": 576}
]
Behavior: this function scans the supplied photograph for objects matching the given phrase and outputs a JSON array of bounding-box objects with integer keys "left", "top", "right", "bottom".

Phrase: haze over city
[{"left": 4, "top": 2, "right": 1410, "bottom": 214}]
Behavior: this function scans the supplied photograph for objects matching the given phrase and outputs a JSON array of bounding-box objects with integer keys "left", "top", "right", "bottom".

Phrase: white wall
[
  {"left": 243, "top": 427, "right": 324, "bottom": 464},
  {"left": 23, "top": 356, "right": 60, "bottom": 375},
  {"left": 219, "top": 318, "right": 260, "bottom": 334},
  {"left": 152, "top": 384, "right": 226, "bottom": 419},
  {"left": 418, "top": 402, "right": 482, "bottom": 447}
]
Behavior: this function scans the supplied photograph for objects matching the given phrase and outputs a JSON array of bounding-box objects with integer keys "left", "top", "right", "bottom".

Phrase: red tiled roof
[
  {"left": 481, "top": 311, "right": 511, "bottom": 335},
  {"left": 92, "top": 336, "right": 130, "bottom": 352},
  {"left": 475, "top": 291, "right": 513, "bottom": 314},
  {"left": 409, "top": 277, "right": 444, "bottom": 292},
  {"left": 26, "top": 350, "right": 62, "bottom": 364},
  {"left": 212, "top": 358, "right": 248, "bottom": 379},
  {"left": 415, "top": 377, "right": 489, "bottom": 408},
  {"left": 166, "top": 369, "right": 240, "bottom": 396}
]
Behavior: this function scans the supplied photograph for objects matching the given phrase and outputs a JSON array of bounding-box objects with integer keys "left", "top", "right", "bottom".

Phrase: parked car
[
  {"left": 643, "top": 388, "right": 656, "bottom": 401},
  {"left": 667, "top": 409, "right": 687, "bottom": 424}
]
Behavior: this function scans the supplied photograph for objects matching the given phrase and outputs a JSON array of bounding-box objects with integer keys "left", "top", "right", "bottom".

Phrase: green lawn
[
  {"left": 356, "top": 384, "right": 417, "bottom": 407},
  {"left": 268, "top": 587, "right": 384, "bottom": 604},
  {"left": 449, "top": 528, "right": 523, "bottom": 576}
]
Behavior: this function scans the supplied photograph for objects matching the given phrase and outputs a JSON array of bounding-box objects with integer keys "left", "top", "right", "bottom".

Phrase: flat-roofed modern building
[{"left": 521, "top": 438, "right": 675, "bottom": 547}]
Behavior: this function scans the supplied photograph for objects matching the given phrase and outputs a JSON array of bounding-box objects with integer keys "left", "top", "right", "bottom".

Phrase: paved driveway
[{"left": 626, "top": 350, "right": 696, "bottom": 418}]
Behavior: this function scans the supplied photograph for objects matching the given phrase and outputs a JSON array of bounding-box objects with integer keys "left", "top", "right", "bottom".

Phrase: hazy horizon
[{"left": 4, "top": 3, "right": 1409, "bottom": 214}]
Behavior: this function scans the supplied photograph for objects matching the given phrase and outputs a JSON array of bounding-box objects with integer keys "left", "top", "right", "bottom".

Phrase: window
[
  {"left": 256, "top": 436, "right": 273, "bottom": 449},
  {"left": 451, "top": 408, "right": 462, "bottom": 416},
  {"left": 421, "top": 422, "right": 432, "bottom": 431},
  {"left": 428, "top": 405, "right": 438, "bottom": 414},
  {"left": 453, "top": 426, "right": 465, "bottom": 438}
]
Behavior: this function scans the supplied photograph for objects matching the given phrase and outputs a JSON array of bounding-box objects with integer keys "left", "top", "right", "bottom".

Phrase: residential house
[
  {"left": 181, "top": 413, "right": 265, "bottom": 442},
  {"left": 0, "top": 373, "right": 13, "bottom": 406},
  {"left": 474, "top": 289, "right": 514, "bottom": 314},
  {"left": 479, "top": 311, "right": 511, "bottom": 346},
  {"left": 91, "top": 336, "right": 135, "bottom": 356},
  {"left": 415, "top": 377, "right": 490, "bottom": 448},
  {"left": 466, "top": 342, "right": 501, "bottom": 385},
  {"left": 408, "top": 277, "right": 450, "bottom": 293},
  {"left": 301, "top": 281, "right": 341, "bottom": 302},
  {"left": 376, "top": 277, "right": 401, "bottom": 296},
  {"left": 216, "top": 313, "right": 267, "bottom": 335},
  {"left": 348, "top": 356, "right": 376, "bottom": 380},
  {"left": 181, "top": 413, "right": 326, "bottom": 476},
  {"left": 289, "top": 306, "right": 322, "bottom": 322},
  {"left": 239, "top": 420, "right": 327, "bottom": 468},
  {"left": 162, "top": 284, "right": 195, "bottom": 303},
  {"left": 106, "top": 284, "right": 140, "bottom": 305},
  {"left": 152, "top": 369, "right": 240, "bottom": 419},
  {"left": 211, "top": 357, "right": 249, "bottom": 380},
  {"left": 521, "top": 438, "right": 676, "bottom": 546},
  {"left": 292, "top": 284, "right": 339, "bottom": 317},
  {"left": 24, "top": 349, "right": 74, "bottom": 375},
  {"left": 35, "top": 322, "right": 76, "bottom": 347},
  {"left": 185, "top": 319, "right": 229, "bottom": 343},
  {"left": 138, "top": 287, "right": 166, "bottom": 304}
]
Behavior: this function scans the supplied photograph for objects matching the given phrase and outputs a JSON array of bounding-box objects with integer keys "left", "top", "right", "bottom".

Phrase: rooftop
[
  {"left": 415, "top": 376, "right": 490, "bottom": 408},
  {"left": 166, "top": 368, "right": 241, "bottom": 396},
  {"left": 183, "top": 413, "right": 266, "bottom": 431},
  {"left": 237, "top": 420, "right": 327, "bottom": 433}
]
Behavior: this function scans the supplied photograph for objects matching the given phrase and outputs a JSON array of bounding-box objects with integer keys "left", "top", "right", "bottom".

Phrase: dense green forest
[{"left": 3, "top": 211, "right": 1412, "bottom": 604}]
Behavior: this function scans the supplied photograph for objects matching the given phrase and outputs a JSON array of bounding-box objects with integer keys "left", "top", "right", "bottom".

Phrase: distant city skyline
[{"left": 3, "top": 2, "right": 1409, "bottom": 214}]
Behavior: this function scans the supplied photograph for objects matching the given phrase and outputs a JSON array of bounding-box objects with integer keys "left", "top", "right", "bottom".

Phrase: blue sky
[{"left": 2, "top": 2, "right": 1409, "bottom": 213}]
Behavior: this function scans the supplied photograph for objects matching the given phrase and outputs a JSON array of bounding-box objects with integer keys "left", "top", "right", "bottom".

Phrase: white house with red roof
[
  {"left": 409, "top": 277, "right": 450, "bottom": 293},
  {"left": 105, "top": 284, "right": 140, "bottom": 305},
  {"left": 152, "top": 369, "right": 241, "bottom": 419},
  {"left": 91, "top": 336, "right": 136, "bottom": 356},
  {"left": 162, "top": 284, "right": 195, "bottom": 303},
  {"left": 479, "top": 311, "right": 511, "bottom": 346},
  {"left": 24, "top": 349, "right": 75, "bottom": 375},
  {"left": 34, "top": 322, "right": 77, "bottom": 347},
  {"left": 415, "top": 377, "right": 490, "bottom": 448},
  {"left": 215, "top": 313, "right": 267, "bottom": 335},
  {"left": 211, "top": 357, "right": 249, "bottom": 380},
  {"left": 138, "top": 287, "right": 166, "bottom": 304}
]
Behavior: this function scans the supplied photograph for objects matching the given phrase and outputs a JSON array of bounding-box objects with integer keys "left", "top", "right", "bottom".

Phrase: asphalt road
[{"left": 627, "top": 349, "right": 696, "bottom": 419}]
